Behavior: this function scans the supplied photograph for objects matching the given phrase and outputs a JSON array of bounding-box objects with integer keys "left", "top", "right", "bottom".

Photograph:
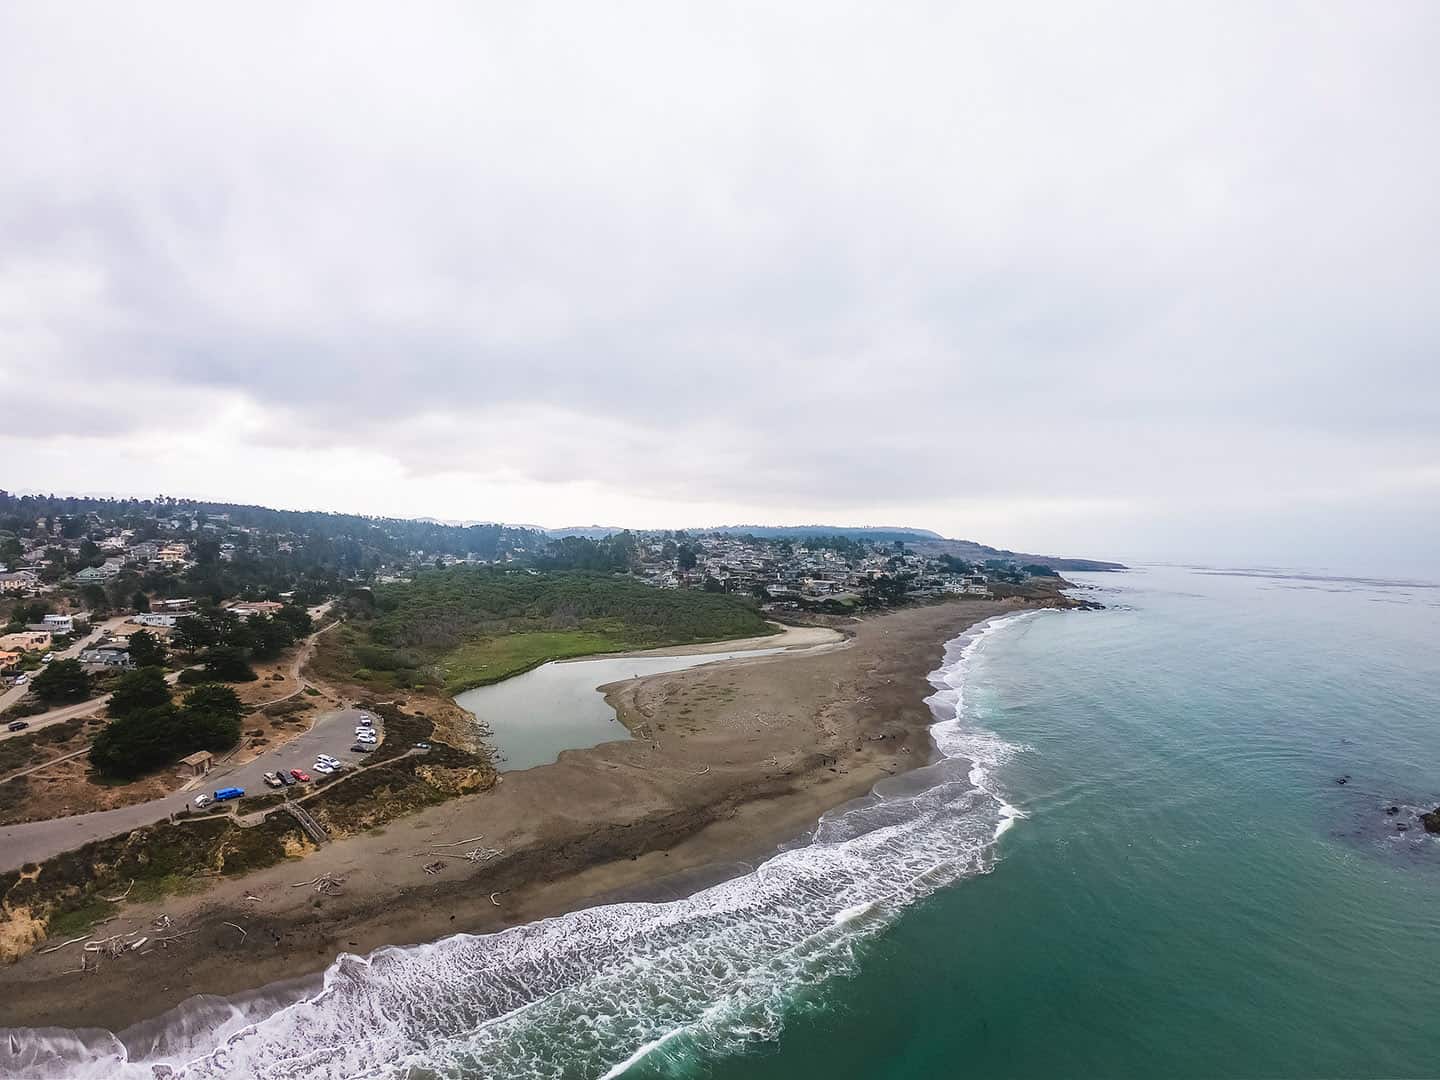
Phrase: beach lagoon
[{"left": 454, "top": 647, "right": 786, "bottom": 772}]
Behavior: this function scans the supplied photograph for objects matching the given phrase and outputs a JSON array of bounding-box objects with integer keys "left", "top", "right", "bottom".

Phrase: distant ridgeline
[{"left": 703, "top": 525, "right": 945, "bottom": 544}]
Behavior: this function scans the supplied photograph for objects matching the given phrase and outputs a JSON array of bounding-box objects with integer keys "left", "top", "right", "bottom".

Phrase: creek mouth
[{"left": 453, "top": 647, "right": 787, "bottom": 772}]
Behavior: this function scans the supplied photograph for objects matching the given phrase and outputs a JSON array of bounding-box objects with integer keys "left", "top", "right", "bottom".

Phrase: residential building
[
  {"left": 155, "top": 543, "right": 190, "bottom": 566},
  {"left": 80, "top": 644, "right": 133, "bottom": 668},
  {"left": 74, "top": 564, "right": 120, "bottom": 584},
  {"left": 0, "top": 649, "right": 21, "bottom": 672},
  {"left": 226, "top": 600, "right": 285, "bottom": 616},
  {"left": 130, "top": 613, "right": 182, "bottom": 628},
  {"left": 0, "top": 570, "right": 38, "bottom": 594},
  {"left": 0, "top": 631, "right": 52, "bottom": 653},
  {"left": 41, "top": 614, "right": 75, "bottom": 634}
]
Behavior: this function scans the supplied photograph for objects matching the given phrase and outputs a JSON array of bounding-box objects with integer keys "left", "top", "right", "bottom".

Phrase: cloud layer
[{"left": 2, "top": 3, "right": 1438, "bottom": 570}]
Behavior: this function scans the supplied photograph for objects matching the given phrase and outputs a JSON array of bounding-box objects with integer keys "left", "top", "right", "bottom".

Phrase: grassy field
[{"left": 438, "top": 629, "right": 635, "bottom": 693}]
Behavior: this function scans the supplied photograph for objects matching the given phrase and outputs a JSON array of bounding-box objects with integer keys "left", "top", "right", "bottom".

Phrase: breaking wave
[{"left": 2, "top": 614, "right": 1037, "bottom": 1080}]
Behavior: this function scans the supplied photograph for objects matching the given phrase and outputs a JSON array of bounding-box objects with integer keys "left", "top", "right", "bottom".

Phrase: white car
[
  {"left": 193, "top": 794, "right": 212, "bottom": 808},
  {"left": 356, "top": 733, "right": 377, "bottom": 744},
  {"left": 357, "top": 715, "right": 374, "bottom": 727},
  {"left": 14, "top": 674, "right": 27, "bottom": 685},
  {"left": 317, "top": 754, "right": 340, "bottom": 767},
  {"left": 313, "top": 761, "right": 334, "bottom": 775}
]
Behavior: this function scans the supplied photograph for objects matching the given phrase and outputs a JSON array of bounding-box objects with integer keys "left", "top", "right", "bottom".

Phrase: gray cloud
[{"left": 1, "top": 3, "right": 1438, "bottom": 570}]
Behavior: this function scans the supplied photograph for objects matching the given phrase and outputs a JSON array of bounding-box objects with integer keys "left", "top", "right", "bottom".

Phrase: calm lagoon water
[
  {"left": 453, "top": 648, "right": 784, "bottom": 771},
  {"left": 13, "top": 565, "right": 1440, "bottom": 1078}
]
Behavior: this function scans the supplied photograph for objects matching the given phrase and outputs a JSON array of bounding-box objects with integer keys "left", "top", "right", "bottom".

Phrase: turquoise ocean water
[{"left": 9, "top": 565, "right": 1440, "bottom": 1078}]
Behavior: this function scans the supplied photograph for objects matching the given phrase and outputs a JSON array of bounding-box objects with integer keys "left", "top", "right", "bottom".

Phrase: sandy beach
[{"left": 0, "top": 598, "right": 1045, "bottom": 1032}]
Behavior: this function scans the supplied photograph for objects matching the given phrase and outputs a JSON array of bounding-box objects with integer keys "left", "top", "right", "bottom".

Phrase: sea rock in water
[
  {"left": 1396, "top": 823, "right": 1409, "bottom": 832},
  {"left": 1335, "top": 776, "right": 1349, "bottom": 785},
  {"left": 1385, "top": 805, "right": 1400, "bottom": 816},
  {"left": 1422, "top": 807, "right": 1440, "bottom": 834}
]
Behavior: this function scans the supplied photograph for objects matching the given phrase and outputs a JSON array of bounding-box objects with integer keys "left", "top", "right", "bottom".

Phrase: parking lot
[
  {"left": 0, "top": 705, "right": 389, "bottom": 871},
  {"left": 187, "top": 707, "right": 383, "bottom": 803}
]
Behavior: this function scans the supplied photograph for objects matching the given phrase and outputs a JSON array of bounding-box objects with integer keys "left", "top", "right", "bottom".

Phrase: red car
[{"left": 290, "top": 769, "right": 311, "bottom": 782}]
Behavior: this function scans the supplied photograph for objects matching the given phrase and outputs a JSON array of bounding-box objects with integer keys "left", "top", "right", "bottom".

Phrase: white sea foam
[{"left": 0, "top": 613, "right": 1039, "bottom": 1080}]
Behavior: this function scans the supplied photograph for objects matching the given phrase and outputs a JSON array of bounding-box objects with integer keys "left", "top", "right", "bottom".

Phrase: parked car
[
  {"left": 313, "top": 761, "right": 334, "bottom": 775},
  {"left": 358, "top": 713, "right": 373, "bottom": 725},
  {"left": 14, "top": 674, "right": 26, "bottom": 685},
  {"left": 262, "top": 771, "right": 283, "bottom": 788},
  {"left": 41, "top": 653, "right": 54, "bottom": 663},
  {"left": 290, "top": 769, "right": 310, "bottom": 783},
  {"left": 413, "top": 742, "right": 431, "bottom": 750},
  {"left": 8, "top": 720, "right": 30, "bottom": 732},
  {"left": 213, "top": 787, "right": 244, "bottom": 801},
  {"left": 350, "top": 743, "right": 373, "bottom": 754},
  {"left": 193, "top": 793, "right": 212, "bottom": 808},
  {"left": 277, "top": 770, "right": 295, "bottom": 786},
  {"left": 316, "top": 754, "right": 340, "bottom": 768},
  {"left": 356, "top": 732, "right": 377, "bottom": 744}
]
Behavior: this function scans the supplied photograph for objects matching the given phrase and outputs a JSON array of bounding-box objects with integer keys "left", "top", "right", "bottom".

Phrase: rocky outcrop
[{"left": 1421, "top": 807, "right": 1440, "bottom": 834}]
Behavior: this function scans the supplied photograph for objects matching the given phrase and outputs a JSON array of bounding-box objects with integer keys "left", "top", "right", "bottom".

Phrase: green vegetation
[
  {"left": 106, "top": 666, "right": 171, "bottom": 718},
  {"left": 171, "top": 604, "right": 312, "bottom": 681},
  {"left": 439, "top": 629, "right": 635, "bottom": 692},
  {"left": 28, "top": 659, "right": 92, "bottom": 703},
  {"left": 126, "top": 628, "right": 166, "bottom": 668},
  {"left": 89, "top": 678, "right": 244, "bottom": 778},
  {"left": 327, "top": 568, "right": 774, "bottom": 693},
  {"left": 0, "top": 813, "right": 307, "bottom": 953}
]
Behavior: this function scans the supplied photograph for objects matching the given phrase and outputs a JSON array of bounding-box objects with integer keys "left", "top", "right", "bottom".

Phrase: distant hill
[
  {"left": 703, "top": 525, "right": 944, "bottom": 543},
  {"left": 908, "top": 538, "right": 1126, "bottom": 573},
  {"left": 544, "top": 525, "right": 629, "bottom": 540}
]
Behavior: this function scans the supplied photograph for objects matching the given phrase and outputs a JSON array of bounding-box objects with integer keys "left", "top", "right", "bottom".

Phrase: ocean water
[{"left": 6, "top": 565, "right": 1440, "bottom": 1078}]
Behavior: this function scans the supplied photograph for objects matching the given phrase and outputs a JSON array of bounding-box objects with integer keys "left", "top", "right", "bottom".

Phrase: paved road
[
  {"left": 0, "top": 614, "right": 131, "bottom": 722},
  {"left": 0, "top": 705, "right": 384, "bottom": 872}
]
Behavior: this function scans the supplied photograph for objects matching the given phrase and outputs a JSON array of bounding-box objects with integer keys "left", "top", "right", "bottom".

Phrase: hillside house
[{"left": 0, "top": 631, "right": 52, "bottom": 653}]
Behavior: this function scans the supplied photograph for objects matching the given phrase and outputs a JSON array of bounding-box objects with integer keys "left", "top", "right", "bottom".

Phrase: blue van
[{"left": 213, "top": 787, "right": 245, "bottom": 801}]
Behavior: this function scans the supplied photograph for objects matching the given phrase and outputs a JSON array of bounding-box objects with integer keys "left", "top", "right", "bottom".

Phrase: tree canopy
[{"left": 29, "top": 659, "right": 92, "bottom": 703}]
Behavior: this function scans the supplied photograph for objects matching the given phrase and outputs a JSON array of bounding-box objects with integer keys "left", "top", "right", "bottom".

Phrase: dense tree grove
[
  {"left": 168, "top": 603, "right": 313, "bottom": 682},
  {"left": 126, "top": 629, "right": 166, "bottom": 668},
  {"left": 89, "top": 680, "right": 243, "bottom": 778},
  {"left": 29, "top": 659, "right": 92, "bottom": 703},
  {"left": 334, "top": 567, "right": 772, "bottom": 681}
]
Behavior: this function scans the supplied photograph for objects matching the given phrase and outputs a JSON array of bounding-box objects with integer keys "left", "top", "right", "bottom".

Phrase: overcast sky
[{"left": 2, "top": 3, "right": 1437, "bottom": 573}]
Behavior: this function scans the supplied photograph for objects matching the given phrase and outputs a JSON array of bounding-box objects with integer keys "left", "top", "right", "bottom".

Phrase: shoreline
[{"left": 0, "top": 597, "right": 1056, "bottom": 1034}]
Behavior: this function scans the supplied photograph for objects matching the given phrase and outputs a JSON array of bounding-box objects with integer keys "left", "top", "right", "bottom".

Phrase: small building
[
  {"left": 0, "top": 570, "right": 39, "bottom": 595},
  {"left": 0, "top": 649, "right": 22, "bottom": 672},
  {"left": 130, "top": 613, "right": 181, "bottom": 628},
  {"left": 74, "top": 564, "right": 120, "bottom": 584},
  {"left": 41, "top": 614, "right": 75, "bottom": 634},
  {"left": 0, "top": 631, "right": 52, "bottom": 653},
  {"left": 226, "top": 600, "right": 285, "bottom": 617},
  {"left": 155, "top": 543, "right": 190, "bottom": 566},
  {"left": 80, "top": 645, "right": 133, "bottom": 669},
  {"left": 179, "top": 751, "right": 213, "bottom": 777}
]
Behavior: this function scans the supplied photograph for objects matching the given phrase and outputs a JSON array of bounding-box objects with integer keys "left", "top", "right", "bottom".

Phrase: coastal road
[
  {"left": 0, "top": 614, "right": 131, "bottom": 722},
  {"left": 0, "top": 705, "right": 382, "bottom": 872}
]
